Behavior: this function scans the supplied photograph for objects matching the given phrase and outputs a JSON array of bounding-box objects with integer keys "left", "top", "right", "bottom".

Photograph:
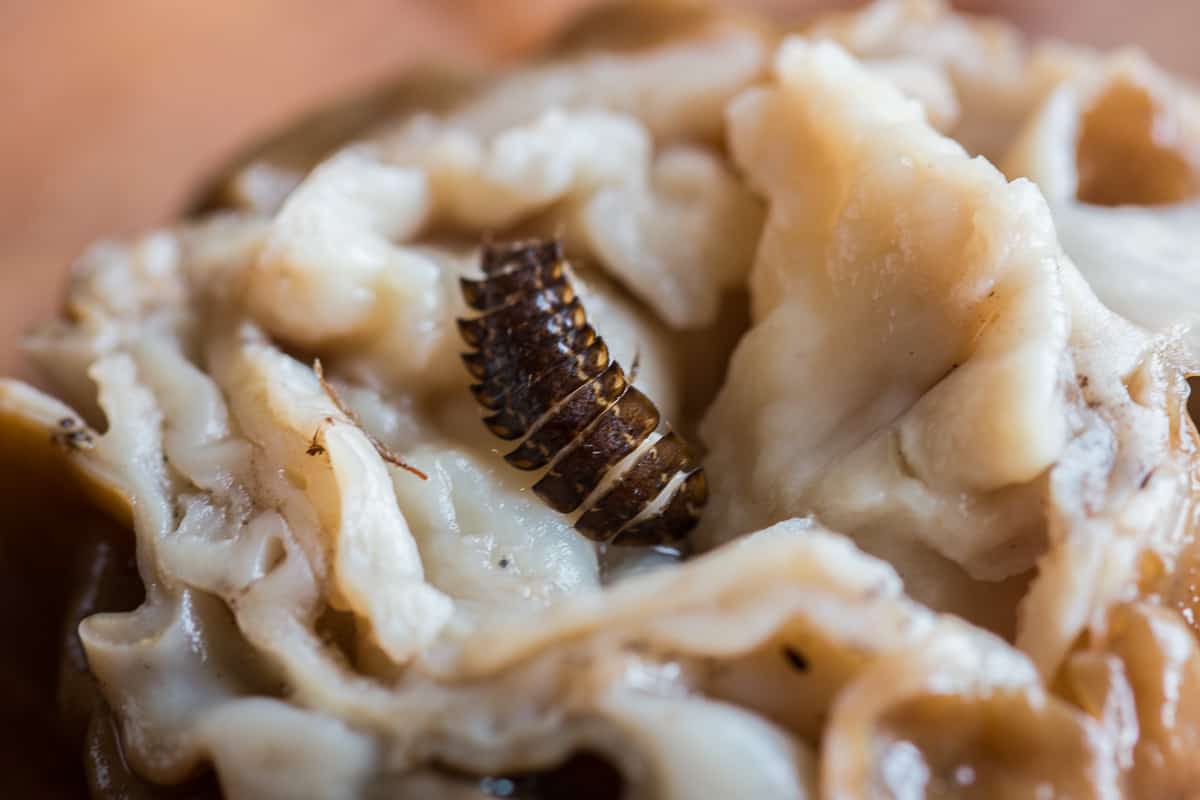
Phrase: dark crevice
[{"left": 432, "top": 751, "right": 627, "bottom": 800}]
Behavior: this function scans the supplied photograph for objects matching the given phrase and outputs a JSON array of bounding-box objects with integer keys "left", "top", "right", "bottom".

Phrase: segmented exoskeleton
[{"left": 457, "top": 239, "right": 706, "bottom": 547}]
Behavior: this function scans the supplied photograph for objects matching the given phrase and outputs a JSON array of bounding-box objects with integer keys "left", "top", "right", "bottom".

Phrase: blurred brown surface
[{"left": 1, "top": 0, "right": 1199, "bottom": 382}]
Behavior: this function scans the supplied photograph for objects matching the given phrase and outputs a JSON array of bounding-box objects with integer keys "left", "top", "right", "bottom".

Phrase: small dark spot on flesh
[
  {"left": 1078, "top": 375, "right": 1090, "bottom": 388},
  {"left": 782, "top": 646, "right": 809, "bottom": 673},
  {"left": 58, "top": 417, "right": 75, "bottom": 428},
  {"left": 498, "top": 557, "right": 510, "bottom": 569},
  {"left": 1140, "top": 469, "right": 1156, "bottom": 490}
]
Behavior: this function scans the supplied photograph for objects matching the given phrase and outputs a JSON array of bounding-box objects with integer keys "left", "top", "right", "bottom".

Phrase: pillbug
[{"left": 457, "top": 238, "right": 706, "bottom": 548}]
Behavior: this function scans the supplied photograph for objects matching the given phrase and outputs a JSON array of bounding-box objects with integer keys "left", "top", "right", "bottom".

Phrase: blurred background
[{"left": 2, "top": 0, "right": 1198, "bottom": 380}]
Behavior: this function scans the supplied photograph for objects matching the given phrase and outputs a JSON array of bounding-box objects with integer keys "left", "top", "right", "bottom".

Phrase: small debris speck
[
  {"left": 498, "top": 558, "right": 510, "bottom": 569},
  {"left": 782, "top": 646, "right": 809, "bottom": 673}
]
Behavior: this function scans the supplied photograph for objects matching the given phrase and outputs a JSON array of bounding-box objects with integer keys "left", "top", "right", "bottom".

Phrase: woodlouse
[{"left": 457, "top": 239, "right": 707, "bottom": 548}]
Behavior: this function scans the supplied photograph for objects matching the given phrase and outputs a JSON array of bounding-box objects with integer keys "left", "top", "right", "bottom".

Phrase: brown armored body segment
[
  {"left": 478, "top": 338, "right": 611, "bottom": 439},
  {"left": 610, "top": 470, "right": 708, "bottom": 547},
  {"left": 481, "top": 237, "right": 564, "bottom": 275},
  {"left": 469, "top": 337, "right": 610, "bottom": 411},
  {"left": 505, "top": 362, "right": 628, "bottom": 471},
  {"left": 457, "top": 239, "right": 707, "bottom": 546},
  {"left": 456, "top": 298, "right": 586, "bottom": 350},
  {"left": 574, "top": 432, "right": 694, "bottom": 539},
  {"left": 461, "top": 324, "right": 597, "bottom": 382},
  {"left": 532, "top": 385, "right": 661, "bottom": 513},
  {"left": 460, "top": 258, "right": 567, "bottom": 312},
  {"left": 462, "top": 282, "right": 578, "bottom": 340}
]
